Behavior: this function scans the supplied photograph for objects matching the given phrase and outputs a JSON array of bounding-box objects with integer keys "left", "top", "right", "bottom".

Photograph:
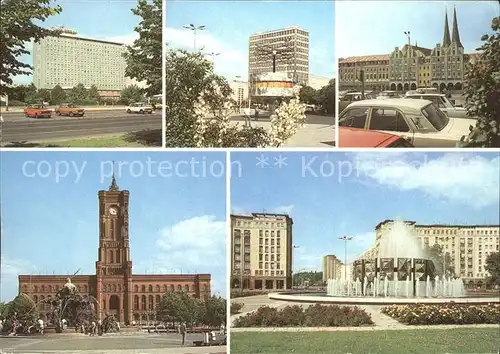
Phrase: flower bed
[
  {"left": 233, "top": 304, "right": 374, "bottom": 327},
  {"left": 381, "top": 303, "right": 500, "bottom": 325},
  {"left": 231, "top": 302, "right": 244, "bottom": 315}
]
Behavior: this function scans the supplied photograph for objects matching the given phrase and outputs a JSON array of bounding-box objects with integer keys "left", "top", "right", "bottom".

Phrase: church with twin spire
[{"left": 18, "top": 175, "right": 211, "bottom": 325}]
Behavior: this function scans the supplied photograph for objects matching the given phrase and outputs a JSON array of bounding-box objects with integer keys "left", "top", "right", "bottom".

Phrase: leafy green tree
[
  {"left": 460, "top": 17, "right": 500, "bottom": 147},
  {"left": 51, "top": 85, "right": 66, "bottom": 104},
  {"left": 293, "top": 271, "right": 324, "bottom": 286},
  {"left": 0, "top": 0, "right": 62, "bottom": 96},
  {"left": 24, "top": 83, "right": 38, "bottom": 104},
  {"left": 202, "top": 296, "right": 226, "bottom": 327},
  {"left": 299, "top": 86, "right": 318, "bottom": 105},
  {"left": 120, "top": 84, "right": 144, "bottom": 104},
  {"left": 4, "top": 294, "right": 38, "bottom": 324},
  {"left": 87, "top": 85, "right": 101, "bottom": 105},
  {"left": 123, "top": 0, "right": 162, "bottom": 97},
  {"left": 68, "top": 83, "right": 88, "bottom": 105},
  {"left": 484, "top": 252, "right": 500, "bottom": 286},
  {"left": 425, "top": 244, "right": 455, "bottom": 277},
  {"left": 156, "top": 292, "right": 203, "bottom": 326},
  {"left": 0, "top": 301, "right": 10, "bottom": 319},
  {"left": 37, "top": 88, "right": 51, "bottom": 103},
  {"left": 316, "top": 79, "right": 336, "bottom": 115}
]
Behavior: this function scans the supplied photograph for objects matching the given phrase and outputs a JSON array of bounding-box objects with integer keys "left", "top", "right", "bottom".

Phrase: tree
[
  {"left": 2, "top": 294, "right": 38, "bottom": 332},
  {"left": 37, "top": 88, "right": 51, "bottom": 103},
  {"left": 68, "top": 83, "right": 88, "bottom": 105},
  {"left": 51, "top": 85, "right": 66, "bottom": 104},
  {"left": 460, "top": 17, "right": 500, "bottom": 147},
  {"left": 120, "top": 84, "right": 144, "bottom": 105},
  {"left": 87, "top": 85, "right": 101, "bottom": 105},
  {"left": 203, "top": 296, "right": 226, "bottom": 327},
  {"left": 316, "top": 79, "right": 336, "bottom": 115},
  {"left": 0, "top": 0, "right": 62, "bottom": 96},
  {"left": 156, "top": 292, "right": 203, "bottom": 326},
  {"left": 484, "top": 252, "right": 500, "bottom": 287},
  {"left": 123, "top": 0, "right": 162, "bottom": 97},
  {"left": 299, "top": 86, "right": 318, "bottom": 105},
  {"left": 24, "top": 83, "right": 38, "bottom": 104},
  {"left": 425, "top": 244, "right": 455, "bottom": 277}
]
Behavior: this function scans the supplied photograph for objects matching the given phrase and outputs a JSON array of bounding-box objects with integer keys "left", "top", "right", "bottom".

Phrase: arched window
[
  {"left": 41, "top": 285, "right": 46, "bottom": 292},
  {"left": 33, "top": 295, "right": 38, "bottom": 303},
  {"left": 34, "top": 285, "right": 38, "bottom": 292},
  {"left": 141, "top": 285, "right": 146, "bottom": 293},
  {"left": 148, "top": 285, "right": 153, "bottom": 292},
  {"left": 163, "top": 285, "right": 168, "bottom": 293},
  {"left": 141, "top": 295, "right": 146, "bottom": 310},
  {"left": 116, "top": 250, "right": 120, "bottom": 264},
  {"left": 177, "top": 285, "right": 182, "bottom": 292},
  {"left": 40, "top": 295, "right": 45, "bottom": 310},
  {"left": 169, "top": 285, "right": 174, "bottom": 292},
  {"left": 22, "top": 285, "right": 28, "bottom": 293},
  {"left": 134, "top": 295, "right": 139, "bottom": 310},
  {"left": 148, "top": 295, "right": 154, "bottom": 310},
  {"left": 109, "top": 250, "right": 114, "bottom": 263},
  {"left": 155, "top": 295, "right": 161, "bottom": 305},
  {"left": 134, "top": 285, "right": 139, "bottom": 292},
  {"left": 156, "top": 285, "right": 160, "bottom": 292},
  {"left": 184, "top": 285, "right": 189, "bottom": 292},
  {"left": 48, "top": 285, "right": 52, "bottom": 293}
]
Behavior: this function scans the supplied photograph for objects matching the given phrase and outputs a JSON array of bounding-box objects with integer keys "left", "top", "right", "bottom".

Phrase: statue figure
[{"left": 64, "top": 278, "right": 77, "bottom": 295}]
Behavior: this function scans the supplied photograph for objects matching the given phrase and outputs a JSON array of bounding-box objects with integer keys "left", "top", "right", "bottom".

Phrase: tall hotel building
[
  {"left": 338, "top": 7, "right": 474, "bottom": 92},
  {"left": 33, "top": 28, "right": 137, "bottom": 97},
  {"left": 358, "top": 220, "right": 500, "bottom": 288},
  {"left": 230, "top": 213, "right": 293, "bottom": 290},
  {"left": 323, "top": 255, "right": 343, "bottom": 282},
  {"left": 248, "top": 26, "right": 309, "bottom": 90}
]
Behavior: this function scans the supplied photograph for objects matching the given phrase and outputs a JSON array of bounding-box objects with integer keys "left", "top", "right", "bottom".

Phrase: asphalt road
[
  {"left": 0, "top": 333, "right": 221, "bottom": 352},
  {"left": 0, "top": 110, "right": 162, "bottom": 143},
  {"left": 230, "top": 112, "right": 334, "bottom": 125}
]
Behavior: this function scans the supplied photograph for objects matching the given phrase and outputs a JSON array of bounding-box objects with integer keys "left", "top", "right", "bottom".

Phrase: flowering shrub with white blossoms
[{"left": 268, "top": 85, "right": 307, "bottom": 147}]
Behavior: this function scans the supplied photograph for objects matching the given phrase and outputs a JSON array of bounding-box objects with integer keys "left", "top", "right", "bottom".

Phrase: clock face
[{"left": 109, "top": 207, "right": 118, "bottom": 216}]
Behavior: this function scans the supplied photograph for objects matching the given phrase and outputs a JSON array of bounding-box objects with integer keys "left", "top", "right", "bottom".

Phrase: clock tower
[{"left": 95, "top": 172, "right": 133, "bottom": 322}]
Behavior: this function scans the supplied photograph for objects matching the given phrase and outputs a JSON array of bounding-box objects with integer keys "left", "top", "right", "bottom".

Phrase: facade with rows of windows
[
  {"left": 339, "top": 7, "right": 473, "bottom": 92},
  {"left": 230, "top": 213, "right": 293, "bottom": 290},
  {"left": 18, "top": 175, "right": 210, "bottom": 325}
]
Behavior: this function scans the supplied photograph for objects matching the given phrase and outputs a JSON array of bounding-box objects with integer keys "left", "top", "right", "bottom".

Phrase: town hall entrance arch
[{"left": 109, "top": 295, "right": 120, "bottom": 322}]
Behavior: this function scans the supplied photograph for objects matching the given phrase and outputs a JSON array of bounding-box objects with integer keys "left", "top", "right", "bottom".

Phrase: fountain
[{"left": 269, "top": 220, "right": 498, "bottom": 305}]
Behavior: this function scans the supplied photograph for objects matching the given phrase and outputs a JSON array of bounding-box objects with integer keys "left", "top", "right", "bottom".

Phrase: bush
[
  {"left": 233, "top": 304, "right": 374, "bottom": 327},
  {"left": 0, "top": 100, "right": 25, "bottom": 106},
  {"left": 381, "top": 303, "right": 500, "bottom": 325},
  {"left": 230, "top": 302, "right": 244, "bottom": 315}
]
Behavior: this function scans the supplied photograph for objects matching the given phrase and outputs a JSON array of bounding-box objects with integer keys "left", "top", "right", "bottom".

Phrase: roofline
[
  {"left": 19, "top": 274, "right": 211, "bottom": 280},
  {"left": 230, "top": 213, "right": 293, "bottom": 222},
  {"left": 375, "top": 219, "right": 499, "bottom": 230},
  {"left": 47, "top": 33, "right": 127, "bottom": 47}
]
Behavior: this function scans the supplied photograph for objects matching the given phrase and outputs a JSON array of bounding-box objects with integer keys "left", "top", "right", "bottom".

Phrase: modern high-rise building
[
  {"left": 339, "top": 7, "right": 474, "bottom": 92},
  {"left": 357, "top": 220, "right": 500, "bottom": 288},
  {"left": 230, "top": 213, "right": 293, "bottom": 290},
  {"left": 322, "top": 255, "right": 342, "bottom": 282},
  {"left": 33, "top": 27, "right": 140, "bottom": 97},
  {"left": 248, "top": 26, "right": 309, "bottom": 94}
]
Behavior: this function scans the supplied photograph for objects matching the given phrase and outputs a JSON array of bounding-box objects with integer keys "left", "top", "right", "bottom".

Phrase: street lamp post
[
  {"left": 205, "top": 52, "right": 220, "bottom": 62},
  {"left": 404, "top": 31, "right": 411, "bottom": 92},
  {"left": 338, "top": 236, "right": 353, "bottom": 281},
  {"left": 292, "top": 245, "right": 299, "bottom": 289},
  {"left": 183, "top": 24, "right": 206, "bottom": 51}
]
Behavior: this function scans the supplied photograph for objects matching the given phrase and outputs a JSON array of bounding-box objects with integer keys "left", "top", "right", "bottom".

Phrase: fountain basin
[{"left": 268, "top": 292, "right": 500, "bottom": 305}]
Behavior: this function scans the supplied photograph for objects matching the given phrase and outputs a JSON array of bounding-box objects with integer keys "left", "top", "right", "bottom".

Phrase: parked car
[
  {"left": 377, "top": 90, "right": 400, "bottom": 99},
  {"left": 338, "top": 98, "right": 476, "bottom": 147},
  {"left": 339, "top": 127, "right": 414, "bottom": 147},
  {"left": 404, "top": 90, "right": 469, "bottom": 119},
  {"left": 126, "top": 102, "right": 154, "bottom": 114},
  {"left": 55, "top": 103, "right": 85, "bottom": 117},
  {"left": 339, "top": 92, "right": 365, "bottom": 112},
  {"left": 24, "top": 104, "right": 52, "bottom": 118}
]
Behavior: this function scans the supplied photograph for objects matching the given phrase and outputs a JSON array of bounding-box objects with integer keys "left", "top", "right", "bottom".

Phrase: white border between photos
[
  {"left": 162, "top": 0, "right": 166, "bottom": 148},
  {"left": 225, "top": 150, "right": 232, "bottom": 348}
]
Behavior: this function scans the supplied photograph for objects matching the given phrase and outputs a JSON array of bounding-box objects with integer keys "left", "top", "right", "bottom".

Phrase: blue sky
[
  {"left": 230, "top": 151, "right": 500, "bottom": 272},
  {"left": 13, "top": 0, "right": 143, "bottom": 85},
  {"left": 336, "top": 1, "right": 499, "bottom": 57},
  {"left": 0, "top": 151, "right": 227, "bottom": 301},
  {"left": 165, "top": 0, "right": 335, "bottom": 81}
]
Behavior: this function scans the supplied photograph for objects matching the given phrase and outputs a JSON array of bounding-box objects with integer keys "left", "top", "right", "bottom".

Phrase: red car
[
  {"left": 24, "top": 104, "right": 52, "bottom": 118},
  {"left": 339, "top": 127, "right": 414, "bottom": 147}
]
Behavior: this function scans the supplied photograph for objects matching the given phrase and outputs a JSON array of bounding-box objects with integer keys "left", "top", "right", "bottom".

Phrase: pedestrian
[
  {"left": 38, "top": 319, "right": 44, "bottom": 335},
  {"left": 254, "top": 106, "right": 259, "bottom": 121},
  {"left": 180, "top": 322, "right": 186, "bottom": 345}
]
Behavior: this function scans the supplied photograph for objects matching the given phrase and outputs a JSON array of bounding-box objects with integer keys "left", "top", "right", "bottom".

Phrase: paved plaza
[{"left": 0, "top": 333, "right": 226, "bottom": 353}]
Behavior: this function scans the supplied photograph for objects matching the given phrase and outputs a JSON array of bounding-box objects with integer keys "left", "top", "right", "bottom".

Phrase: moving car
[
  {"left": 404, "top": 89, "right": 468, "bottom": 119},
  {"left": 339, "top": 127, "right": 414, "bottom": 147},
  {"left": 338, "top": 98, "right": 476, "bottom": 147},
  {"left": 55, "top": 103, "right": 85, "bottom": 117},
  {"left": 126, "top": 102, "right": 154, "bottom": 114},
  {"left": 24, "top": 104, "right": 52, "bottom": 118}
]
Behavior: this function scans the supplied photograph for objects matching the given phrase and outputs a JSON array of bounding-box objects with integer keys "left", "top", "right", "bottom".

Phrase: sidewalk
[
  {"left": 12, "top": 347, "right": 227, "bottom": 354},
  {"left": 249, "top": 121, "right": 335, "bottom": 147},
  {"left": 0, "top": 106, "right": 127, "bottom": 113}
]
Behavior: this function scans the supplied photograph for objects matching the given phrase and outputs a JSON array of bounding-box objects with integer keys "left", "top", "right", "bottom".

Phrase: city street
[
  {"left": 0, "top": 333, "right": 226, "bottom": 353},
  {"left": 0, "top": 110, "right": 161, "bottom": 143},
  {"left": 229, "top": 112, "right": 334, "bottom": 126}
]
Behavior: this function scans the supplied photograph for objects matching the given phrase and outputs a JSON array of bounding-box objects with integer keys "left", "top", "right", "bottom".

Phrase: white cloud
[
  {"left": 1, "top": 256, "right": 37, "bottom": 302},
  {"left": 136, "top": 215, "right": 227, "bottom": 295},
  {"left": 165, "top": 27, "right": 248, "bottom": 81},
  {"left": 348, "top": 152, "right": 500, "bottom": 208}
]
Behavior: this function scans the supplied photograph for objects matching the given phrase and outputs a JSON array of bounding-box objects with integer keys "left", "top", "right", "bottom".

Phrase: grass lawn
[
  {"left": 39, "top": 135, "right": 145, "bottom": 147},
  {"left": 230, "top": 328, "right": 500, "bottom": 354}
]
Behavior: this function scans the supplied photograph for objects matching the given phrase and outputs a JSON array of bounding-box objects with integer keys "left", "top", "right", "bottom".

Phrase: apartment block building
[
  {"left": 230, "top": 213, "right": 293, "bottom": 290},
  {"left": 323, "top": 255, "right": 343, "bottom": 282},
  {"left": 33, "top": 27, "right": 137, "bottom": 97},
  {"left": 359, "top": 220, "right": 500, "bottom": 287},
  {"left": 248, "top": 26, "right": 309, "bottom": 93}
]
